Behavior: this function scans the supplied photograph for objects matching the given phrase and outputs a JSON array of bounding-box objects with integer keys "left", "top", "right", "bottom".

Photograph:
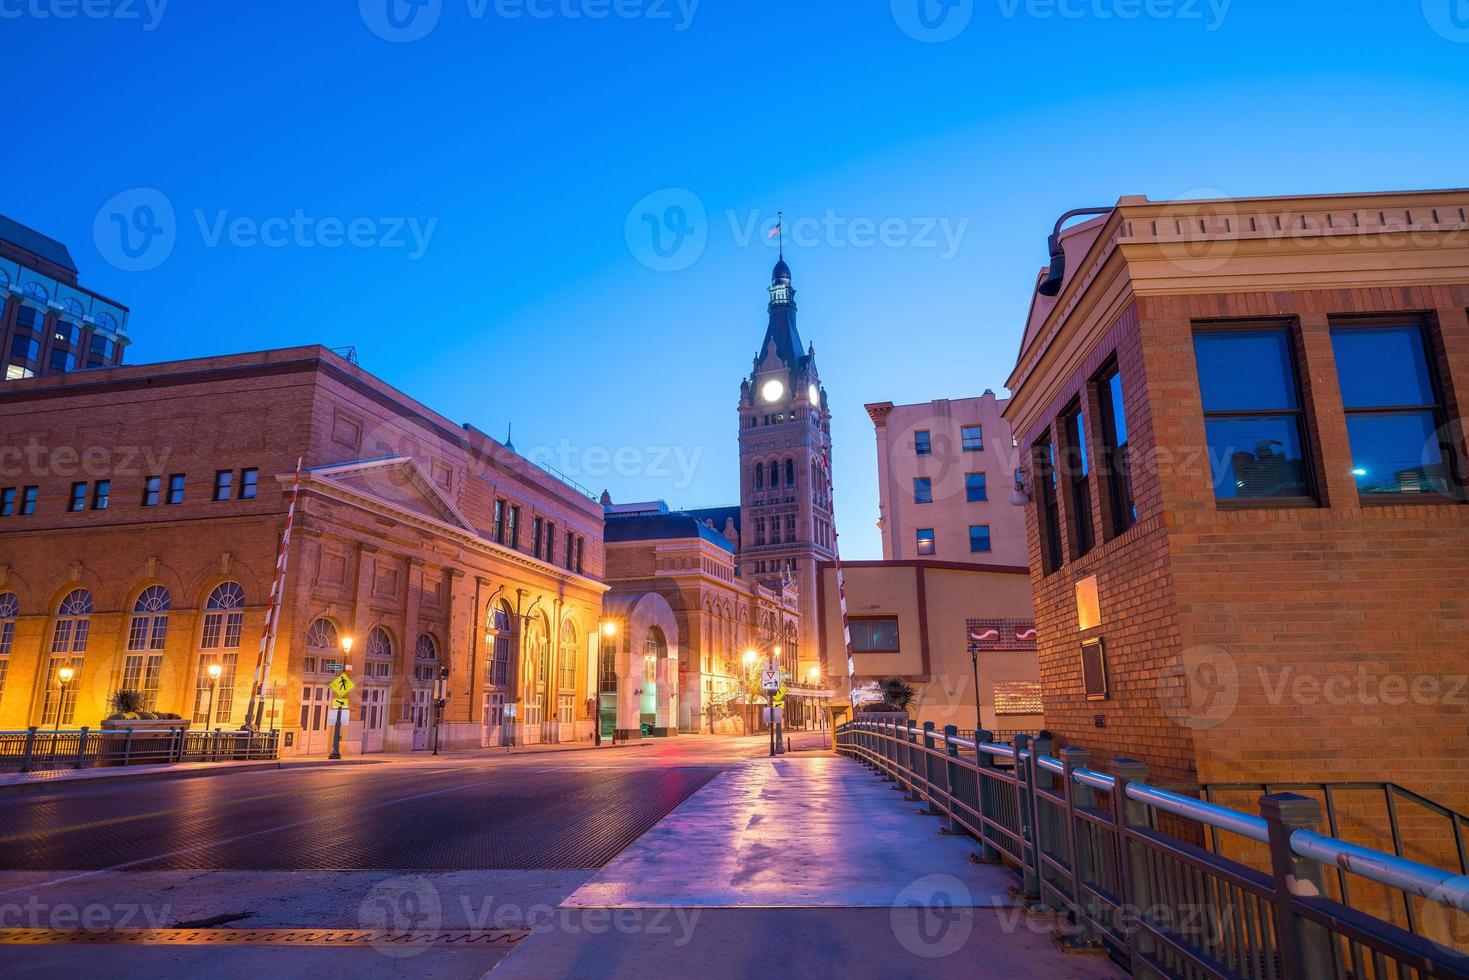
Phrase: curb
[{"left": 0, "top": 757, "right": 379, "bottom": 793}]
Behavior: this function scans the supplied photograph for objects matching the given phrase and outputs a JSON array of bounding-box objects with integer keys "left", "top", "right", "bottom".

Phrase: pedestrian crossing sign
[
  {"left": 329, "top": 672, "right": 355, "bottom": 698},
  {"left": 332, "top": 696, "right": 350, "bottom": 709}
]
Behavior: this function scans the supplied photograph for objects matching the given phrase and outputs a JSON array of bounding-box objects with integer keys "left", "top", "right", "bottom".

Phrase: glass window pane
[
  {"left": 1194, "top": 330, "right": 1298, "bottom": 412},
  {"left": 1331, "top": 327, "right": 1436, "bottom": 409},
  {"left": 1344, "top": 412, "right": 1449, "bottom": 496},
  {"left": 1204, "top": 416, "right": 1310, "bottom": 499}
]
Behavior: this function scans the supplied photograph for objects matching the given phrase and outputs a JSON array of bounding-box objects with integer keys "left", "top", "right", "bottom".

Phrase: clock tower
[{"left": 738, "top": 255, "right": 837, "bottom": 680}]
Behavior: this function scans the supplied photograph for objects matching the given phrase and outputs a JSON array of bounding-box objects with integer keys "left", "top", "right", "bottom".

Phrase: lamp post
[
  {"left": 330, "top": 635, "right": 352, "bottom": 760},
  {"left": 205, "top": 662, "right": 222, "bottom": 726},
  {"left": 52, "top": 666, "right": 75, "bottom": 758},
  {"left": 742, "top": 649, "right": 757, "bottom": 736}
]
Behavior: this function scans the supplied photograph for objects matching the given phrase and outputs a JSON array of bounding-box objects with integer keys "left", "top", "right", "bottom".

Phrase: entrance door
[
  {"left": 360, "top": 687, "right": 386, "bottom": 753},
  {"left": 300, "top": 683, "right": 330, "bottom": 754},
  {"left": 411, "top": 687, "right": 431, "bottom": 750},
  {"left": 482, "top": 691, "right": 505, "bottom": 747}
]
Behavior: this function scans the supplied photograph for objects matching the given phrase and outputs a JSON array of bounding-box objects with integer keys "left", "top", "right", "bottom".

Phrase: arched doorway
[{"left": 640, "top": 626, "right": 666, "bottom": 735}]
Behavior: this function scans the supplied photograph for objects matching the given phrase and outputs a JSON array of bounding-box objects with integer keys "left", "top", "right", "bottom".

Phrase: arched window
[
  {"left": 767, "top": 461, "right": 779, "bottom": 489},
  {"left": 44, "top": 589, "right": 92, "bottom": 725},
  {"left": 415, "top": 633, "right": 437, "bottom": 660},
  {"left": 525, "top": 615, "right": 549, "bottom": 728},
  {"left": 753, "top": 462, "right": 764, "bottom": 490},
  {"left": 0, "top": 592, "right": 17, "bottom": 703},
  {"left": 558, "top": 619, "right": 578, "bottom": 690},
  {"left": 368, "top": 627, "right": 394, "bottom": 659},
  {"left": 195, "top": 583, "right": 244, "bottom": 726},
  {"left": 124, "top": 586, "right": 170, "bottom": 710},
  {"left": 785, "top": 457, "right": 795, "bottom": 486},
  {"left": 306, "top": 617, "right": 339, "bottom": 651},
  {"left": 487, "top": 602, "right": 512, "bottom": 688}
]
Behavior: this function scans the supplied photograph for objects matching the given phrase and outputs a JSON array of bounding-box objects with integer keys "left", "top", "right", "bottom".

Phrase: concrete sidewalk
[{"left": 491, "top": 754, "right": 1123, "bottom": 978}]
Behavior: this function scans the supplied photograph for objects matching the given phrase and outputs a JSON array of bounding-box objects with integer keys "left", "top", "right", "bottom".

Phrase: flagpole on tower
[{"left": 777, "top": 210, "right": 783, "bottom": 258}]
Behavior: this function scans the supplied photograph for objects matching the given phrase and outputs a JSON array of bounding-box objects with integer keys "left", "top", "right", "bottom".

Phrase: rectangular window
[
  {"left": 532, "top": 516, "right": 544, "bottom": 558},
  {"left": 1194, "top": 326, "right": 1312, "bottom": 501},
  {"left": 915, "top": 528, "right": 936, "bottom": 556},
  {"left": 961, "top": 425, "right": 983, "bottom": 451},
  {"left": 41, "top": 656, "right": 84, "bottom": 725},
  {"left": 913, "top": 477, "right": 932, "bottom": 504},
  {"left": 0, "top": 488, "right": 13, "bottom": 517},
  {"left": 493, "top": 499, "right": 506, "bottom": 543},
  {"left": 545, "top": 522, "right": 556, "bottom": 562},
  {"left": 20, "top": 486, "right": 37, "bottom": 516},
  {"left": 508, "top": 506, "right": 521, "bottom": 548},
  {"left": 166, "top": 474, "right": 186, "bottom": 505},
  {"left": 142, "top": 476, "right": 161, "bottom": 507},
  {"left": 965, "top": 472, "right": 988, "bottom": 502},
  {"left": 1094, "top": 360, "right": 1136, "bottom": 535},
  {"left": 969, "top": 525, "right": 992, "bottom": 553},
  {"left": 1035, "top": 433, "right": 1063, "bottom": 574},
  {"left": 193, "top": 652, "right": 239, "bottom": 725},
  {"left": 850, "top": 617, "right": 900, "bottom": 653},
  {"left": 213, "top": 470, "right": 233, "bottom": 502},
  {"left": 565, "top": 533, "right": 574, "bottom": 569},
  {"left": 914, "top": 430, "right": 932, "bottom": 456},
  {"left": 239, "top": 468, "right": 258, "bottom": 500},
  {"left": 576, "top": 536, "right": 584, "bottom": 573},
  {"left": 1331, "top": 322, "right": 1456, "bottom": 498},
  {"left": 1061, "top": 401, "right": 1094, "bottom": 557},
  {"left": 1081, "top": 637, "right": 1108, "bottom": 700},
  {"left": 93, "top": 480, "right": 110, "bottom": 510},
  {"left": 784, "top": 514, "right": 795, "bottom": 543},
  {"left": 69, "top": 482, "right": 87, "bottom": 512}
]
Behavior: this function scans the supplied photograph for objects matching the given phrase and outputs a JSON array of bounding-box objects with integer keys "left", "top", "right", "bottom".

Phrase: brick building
[
  {"left": 865, "top": 392, "right": 1028, "bottom": 567},
  {"left": 601, "top": 499, "right": 805, "bottom": 737},
  {"left": 1002, "top": 189, "right": 1469, "bottom": 817},
  {"left": 1, "top": 215, "right": 128, "bottom": 382},
  {"left": 0, "top": 346, "right": 606, "bottom": 754}
]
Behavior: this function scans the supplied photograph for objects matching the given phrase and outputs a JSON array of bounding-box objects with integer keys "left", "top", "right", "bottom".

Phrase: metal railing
[
  {"left": 837, "top": 716, "right": 1469, "bottom": 979},
  {"left": 0, "top": 727, "right": 281, "bottom": 774}
]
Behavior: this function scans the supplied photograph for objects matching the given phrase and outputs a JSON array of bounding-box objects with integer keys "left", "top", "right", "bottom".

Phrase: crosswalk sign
[
  {"left": 773, "top": 684, "right": 787, "bottom": 708},
  {"left": 329, "top": 672, "right": 355, "bottom": 698},
  {"left": 332, "top": 695, "right": 350, "bottom": 709}
]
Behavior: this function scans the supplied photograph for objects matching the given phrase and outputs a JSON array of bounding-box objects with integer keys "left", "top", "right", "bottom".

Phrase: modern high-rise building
[
  {"left": 0, "top": 215, "right": 128, "bottom": 382},
  {"left": 865, "top": 392, "right": 1028, "bottom": 568}
]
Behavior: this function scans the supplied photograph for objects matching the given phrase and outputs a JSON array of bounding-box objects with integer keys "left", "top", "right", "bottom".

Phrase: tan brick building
[
  {"left": 601, "top": 500, "right": 805, "bottom": 737},
  {"left": 0, "top": 346, "right": 606, "bottom": 754},
  {"left": 1002, "top": 189, "right": 1469, "bottom": 817}
]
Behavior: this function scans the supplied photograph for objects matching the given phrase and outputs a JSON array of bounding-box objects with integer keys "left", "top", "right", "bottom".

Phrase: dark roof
[
  {"left": 683, "top": 505, "right": 741, "bottom": 539},
  {"left": 0, "top": 215, "right": 77, "bottom": 273},
  {"left": 772, "top": 256, "right": 791, "bottom": 282},
  {"left": 605, "top": 512, "right": 736, "bottom": 552}
]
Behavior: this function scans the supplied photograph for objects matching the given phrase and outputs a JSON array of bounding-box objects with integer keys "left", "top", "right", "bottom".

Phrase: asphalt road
[{"left": 0, "top": 736, "right": 772, "bottom": 874}]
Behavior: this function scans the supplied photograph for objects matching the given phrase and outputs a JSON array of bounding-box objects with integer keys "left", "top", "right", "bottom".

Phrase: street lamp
[
  {"left": 330, "top": 636, "right": 352, "bottom": 760},
  {"left": 52, "top": 666, "right": 75, "bottom": 757},
  {"left": 206, "top": 662, "right": 222, "bottom": 726}
]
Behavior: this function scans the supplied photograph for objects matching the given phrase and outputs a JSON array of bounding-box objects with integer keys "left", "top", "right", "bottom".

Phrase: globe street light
[
  {"left": 206, "top": 662, "right": 222, "bottom": 728},
  {"left": 52, "top": 666, "right": 75, "bottom": 757}
]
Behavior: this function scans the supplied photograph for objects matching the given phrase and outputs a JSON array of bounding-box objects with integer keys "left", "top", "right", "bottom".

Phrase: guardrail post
[
  {"left": 1060, "top": 747, "right": 1096, "bottom": 943},
  {"left": 20, "top": 726, "right": 37, "bottom": 773},
  {"left": 920, "top": 722, "right": 938, "bottom": 809},
  {"left": 173, "top": 727, "right": 184, "bottom": 763},
  {"left": 1031, "top": 735, "right": 1062, "bottom": 911},
  {"left": 1260, "top": 793, "right": 1334, "bottom": 980},
  {"left": 1012, "top": 734, "right": 1041, "bottom": 900},
  {"left": 1111, "top": 759, "right": 1155, "bottom": 969},
  {"left": 212, "top": 728, "right": 222, "bottom": 762},
  {"left": 973, "top": 729, "right": 1002, "bottom": 863},
  {"left": 941, "top": 724, "right": 965, "bottom": 836},
  {"left": 121, "top": 728, "right": 133, "bottom": 766},
  {"left": 74, "top": 727, "right": 89, "bottom": 769}
]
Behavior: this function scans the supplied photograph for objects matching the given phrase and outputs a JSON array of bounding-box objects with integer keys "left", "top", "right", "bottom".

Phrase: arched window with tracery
[
  {"left": 558, "top": 619, "right": 578, "bottom": 691},
  {"left": 124, "top": 586, "right": 170, "bottom": 709},
  {"left": 364, "top": 627, "right": 394, "bottom": 681},
  {"left": 43, "top": 589, "right": 93, "bottom": 725},
  {"left": 525, "top": 615, "right": 549, "bottom": 728},
  {"left": 0, "top": 592, "right": 16, "bottom": 705},
  {"left": 487, "top": 602, "right": 512, "bottom": 687},
  {"left": 195, "top": 582, "right": 244, "bottom": 725},
  {"left": 305, "top": 618, "right": 340, "bottom": 665}
]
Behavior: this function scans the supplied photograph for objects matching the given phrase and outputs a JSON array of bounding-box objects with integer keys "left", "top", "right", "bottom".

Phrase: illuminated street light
[
  {"left": 205, "top": 662, "right": 223, "bottom": 729},
  {"left": 601, "top": 620, "right": 618, "bottom": 637}
]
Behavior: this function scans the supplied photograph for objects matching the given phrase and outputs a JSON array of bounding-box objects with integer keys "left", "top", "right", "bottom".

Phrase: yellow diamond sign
[{"left": 329, "top": 672, "right": 355, "bottom": 698}]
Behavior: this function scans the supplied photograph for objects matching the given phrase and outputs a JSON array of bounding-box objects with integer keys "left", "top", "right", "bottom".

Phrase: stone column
[{"left": 615, "top": 633, "right": 642, "bottom": 740}]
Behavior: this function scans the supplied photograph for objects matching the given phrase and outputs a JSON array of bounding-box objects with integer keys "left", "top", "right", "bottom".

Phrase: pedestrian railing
[
  {"left": 836, "top": 716, "right": 1469, "bottom": 979},
  {"left": 0, "top": 727, "right": 281, "bottom": 773}
]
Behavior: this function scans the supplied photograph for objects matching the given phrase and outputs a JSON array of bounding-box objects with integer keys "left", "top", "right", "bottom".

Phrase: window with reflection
[
  {"left": 913, "top": 477, "right": 932, "bottom": 504},
  {"left": 850, "top": 617, "right": 900, "bottom": 653},
  {"left": 1193, "top": 326, "right": 1312, "bottom": 501},
  {"left": 1094, "top": 360, "right": 1136, "bottom": 535},
  {"left": 1330, "top": 322, "right": 1455, "bottom": 498}
]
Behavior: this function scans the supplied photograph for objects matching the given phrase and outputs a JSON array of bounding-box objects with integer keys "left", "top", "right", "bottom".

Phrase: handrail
[
  {"left": 1125, "top": 781, "right": 1271, "bottom": 844},
  {"left": 1292, "top": 829, "right": 1469, "bottom": 914}
]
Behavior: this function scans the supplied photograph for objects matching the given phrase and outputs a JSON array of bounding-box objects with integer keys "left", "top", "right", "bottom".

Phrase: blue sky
[{"left": 6, "top": 1, "right": 1468, "bottom": 557}]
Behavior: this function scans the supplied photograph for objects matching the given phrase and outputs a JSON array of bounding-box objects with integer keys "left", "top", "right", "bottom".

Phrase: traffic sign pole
[{"left": 328, "top": 670, "right": 354, "bottom": 760}]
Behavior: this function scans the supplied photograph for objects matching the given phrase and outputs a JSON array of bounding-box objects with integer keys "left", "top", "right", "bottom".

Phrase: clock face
[
  {"left": 761, "top": 378, "right": 785, "bottom": 403},
  {"left": 808, "top": 383, "right": 820, "bottom": 405}
]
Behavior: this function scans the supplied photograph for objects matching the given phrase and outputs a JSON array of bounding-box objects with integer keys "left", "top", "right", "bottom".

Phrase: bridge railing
[
  {"left": 836, "top": 716, "right": 1469, "bottom": 980},
  {"left": 0, "top": 727, "right": 281, "bottom": 774}
]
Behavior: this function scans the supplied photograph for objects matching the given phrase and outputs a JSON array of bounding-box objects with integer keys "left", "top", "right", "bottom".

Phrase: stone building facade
[
  {"left": 601, "top": 501, "right": 802, "bottom": 736},
  {"left": 865, "top": 392, "right": 1028, "bottom": 568},
  {"left": 1002, "top": 189, "right": 1469, "bottom": 821},
  {"left": 0, "top": 346, "right": 606, "bottom": 754}
]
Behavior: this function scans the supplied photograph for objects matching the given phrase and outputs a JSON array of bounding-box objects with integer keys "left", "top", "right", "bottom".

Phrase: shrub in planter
[{"left": 109, "top": 689, "right": 145, "bottom": 716}]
